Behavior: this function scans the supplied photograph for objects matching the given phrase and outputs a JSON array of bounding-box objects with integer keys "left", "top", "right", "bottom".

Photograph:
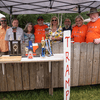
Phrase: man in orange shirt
[
  {"left": 86, "top": 8, "right": 100, "bottom": 44},
  {"left": 34, "top": 16, "right": 48, "bottom": 43},
  {"left": 0, "top": 17, "right": 10, "bottom": 55}
]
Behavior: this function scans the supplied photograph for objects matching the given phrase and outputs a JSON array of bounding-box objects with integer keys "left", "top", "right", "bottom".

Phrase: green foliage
[
  {"left": 70, "top": 85, "right": 100, "bottom": 100},
  {"left": 0, "top": 11, "right": 90, "bottom": 28}
]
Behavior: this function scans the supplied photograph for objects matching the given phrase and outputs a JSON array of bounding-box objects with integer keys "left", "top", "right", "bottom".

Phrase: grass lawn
[{"left": 0, "top": 84, "right": 100, "bottom": 100}]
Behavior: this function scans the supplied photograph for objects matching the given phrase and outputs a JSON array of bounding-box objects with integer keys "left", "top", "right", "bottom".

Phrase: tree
[{"left": 0, "top": 11, "right": 90, "bottom": 28}]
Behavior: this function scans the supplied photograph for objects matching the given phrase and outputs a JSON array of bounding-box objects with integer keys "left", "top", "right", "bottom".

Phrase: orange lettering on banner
[
  {"left": 66, "top": 52, "right": 70, "bottom": 62},
  {"left": 65, "top": 65, "right": 69, "bottom": 76},
  {"left": 66, "top": 90, "right": 69, "bottom": 100},
  {"left": 65, "top": 37, "right": 70, "bottom": 47},
  {"left": 65, "top": 78, "right": 70, "bottom": 88}
]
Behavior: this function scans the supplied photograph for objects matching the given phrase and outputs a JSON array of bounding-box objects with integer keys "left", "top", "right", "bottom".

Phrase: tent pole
[
  {"left": 58, "top": 13, "right": 59, "bottom": 25},
  {"left": 60, "top": 13, "right": 62, "bottom": 26},
  {"left": 49, "top": 0, "right": 52, "bottom": 9},
  {"left": 78, "top": 5, "right": 81, "bottom": 14},
  {"left": 9, "top": 6, "right": 12, "bottom": 27}
]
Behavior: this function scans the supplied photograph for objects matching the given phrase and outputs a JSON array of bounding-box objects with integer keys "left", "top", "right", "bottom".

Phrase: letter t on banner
[{"left": 63, "top": 30, "right": 71, "bottom": 100}]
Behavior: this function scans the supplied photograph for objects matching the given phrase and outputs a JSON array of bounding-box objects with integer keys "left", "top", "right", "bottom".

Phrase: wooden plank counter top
[
  {"left": 0, "top": 56, "right": 22, "bottom": 63},
  {"left": 0, "top": 54, "right": 63, "bottom": 63},
  {"left": 21, "top": 53, "right": 64, "bottom": 63}
]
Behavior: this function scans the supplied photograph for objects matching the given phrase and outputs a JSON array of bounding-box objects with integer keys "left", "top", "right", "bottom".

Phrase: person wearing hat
[
  {"left": 34, "top": 16, "right": 48, "bottom": 43},
  {"left": 0, "top": 17, "right": 10, "bottom": 55},
  {"left": 86, "top": 8, "right": 100, "bottom": 44}
]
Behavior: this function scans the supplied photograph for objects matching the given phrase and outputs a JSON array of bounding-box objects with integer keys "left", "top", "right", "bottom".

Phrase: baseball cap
[{"left": 37, "top": 16, "right": 44, "bottom": 21}]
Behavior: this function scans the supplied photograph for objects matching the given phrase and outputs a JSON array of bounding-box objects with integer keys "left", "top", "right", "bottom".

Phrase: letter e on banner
[{"left": 63, "top": 30, "right": 71, "bottom": 100}]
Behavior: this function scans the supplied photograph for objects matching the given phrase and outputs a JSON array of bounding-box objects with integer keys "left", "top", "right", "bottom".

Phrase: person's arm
[
  {"left": 71, "top": 38, "right": 74, "bottom": 41},
  {"left": 21, "top": 29, "right": 24, "bottom": 43},
  {"left": 45, "top": 30, "right": 49, "bottom": 35},
  {"left": 71, "top": 34, "right": 74, "bottom": 41},
  {"left": 45, "top": 25, "right": 49, "bottom": 35},
  {"left": 52, "top": 31, "right": 62, "bottom": 41},
  {"left": 94, "top": 39, "right": 100, "bottom": 44},
  {"left": 51, "top": 36, "right": 62, "bottom": 41},
  {"left": 5, "top": 29, "right": 9, "bottom": 41},
  {"left": 93, "top": 22, "right": 100, "bottom": 44},
  {"left": 72, "top": 24, "right": 76, "bottom": 29},
  {"left": 84, "top": 25, "right": 88, "bottom": 42},
  {"left": 22, "top": 31, "right": 25, "bottom": 43},
  {"left": 71, "top": 28, "right": 74, "bottom": 42}
]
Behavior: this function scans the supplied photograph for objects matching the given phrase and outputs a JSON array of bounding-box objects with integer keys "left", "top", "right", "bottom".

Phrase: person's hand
[
  {"left": 45, "top": 30, "right": 49, "bottom": 34},
  {"left": 51, "top": 37, "right": 55, "bottom": 40},
  {"left": 12, "top": 29, "right": 16, "bottom": 32},
  {"left": 72, "top": 24, "right": 76, "bottom": 29},
  {"left": 94, "top": 39, "right": 100, "bottom": 44}
]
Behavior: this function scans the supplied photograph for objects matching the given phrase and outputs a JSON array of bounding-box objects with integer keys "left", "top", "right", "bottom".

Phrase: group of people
[
  {"left": 71, "top": 8, "right": 100, "bottom": 44},
  {"left": 0, "top": 8, "right": 100, "bottom": 55},
  {"left": 0, "top": 15, "right": 62, "bottom": 55}
]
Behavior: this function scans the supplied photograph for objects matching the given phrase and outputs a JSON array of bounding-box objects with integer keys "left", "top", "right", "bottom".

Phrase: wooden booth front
[{"left": 0, "top": 42, "right": 100, "bottom": 94}]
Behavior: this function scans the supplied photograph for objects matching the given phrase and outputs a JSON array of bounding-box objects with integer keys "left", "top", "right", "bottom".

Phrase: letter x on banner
[{"left": 63, "top": 30, "right": 71, "bottom": 100}]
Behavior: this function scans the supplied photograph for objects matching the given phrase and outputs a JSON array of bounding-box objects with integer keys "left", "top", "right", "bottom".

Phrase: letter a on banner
[{"left": 63, "top": 30, "right": 71, "bottom": 100}]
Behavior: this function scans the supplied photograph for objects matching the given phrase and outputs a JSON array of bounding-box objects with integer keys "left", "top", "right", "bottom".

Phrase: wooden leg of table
[
  {"left": 49, "top": 61, "right": 53, "bottom": 95},
  {"left": 2, "top": 63, "right": 5, "bottom": 75}
]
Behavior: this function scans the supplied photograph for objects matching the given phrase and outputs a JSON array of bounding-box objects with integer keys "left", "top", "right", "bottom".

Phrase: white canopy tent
[
  {"left": 0, "top": 0, "right": 100, "bottom": 15},
  {"left": 0, "top": 1, "right": 100, "bottom": 100},
  {"left": 0, "top": 13, "right": 5, "bottom": 18}
]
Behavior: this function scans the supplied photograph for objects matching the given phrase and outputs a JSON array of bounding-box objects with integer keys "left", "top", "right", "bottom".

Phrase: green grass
[
  {"left": 70, "top": 84, "right": 100, "bottom": 100},
  {"left": 0, "top": 85, "right": 100, "bottom": 100}
]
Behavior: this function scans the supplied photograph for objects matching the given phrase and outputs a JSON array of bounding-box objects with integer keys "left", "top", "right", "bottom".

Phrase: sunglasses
[
  {"left": 1, "top": 20, "right": 7, "bottom": 22},
  {"left": 52, "top": 20, "right": 57, "bottom": 22}
]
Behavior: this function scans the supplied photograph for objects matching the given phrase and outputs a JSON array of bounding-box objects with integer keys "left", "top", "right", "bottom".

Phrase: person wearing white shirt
[{"left": 5, "top": 18, "right": 24, "bottom": 51}]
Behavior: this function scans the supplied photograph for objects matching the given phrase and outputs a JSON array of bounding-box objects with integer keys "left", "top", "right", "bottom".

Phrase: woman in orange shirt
[{"left": 71, "top": 15, "right": 87, "bottom": 43}]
